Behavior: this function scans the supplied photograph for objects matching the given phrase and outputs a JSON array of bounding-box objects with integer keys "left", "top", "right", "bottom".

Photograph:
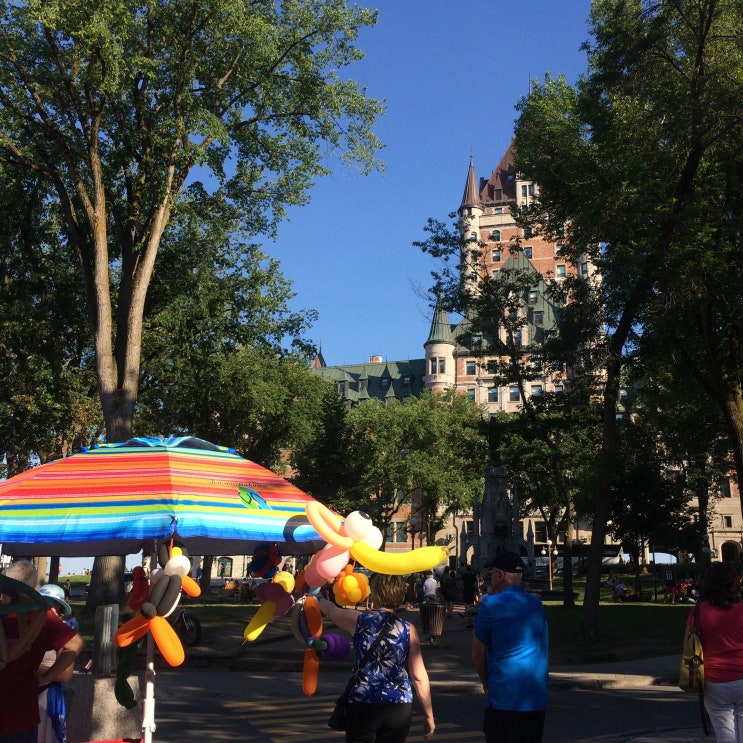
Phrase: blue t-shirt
[
  {"left": 349, "top": 611, "right": 413, "bottom": 704},
  {"left": 474, "top": 584, "right": 549, "bottom": 711}
]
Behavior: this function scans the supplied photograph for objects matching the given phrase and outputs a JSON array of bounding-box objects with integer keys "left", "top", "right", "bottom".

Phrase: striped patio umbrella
[{"left": 0, "top": 436, "right": 324, "bottom": 557}]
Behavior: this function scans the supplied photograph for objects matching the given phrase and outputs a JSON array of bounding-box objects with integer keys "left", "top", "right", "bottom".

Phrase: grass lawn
[{"left": 65, "top": 571, "right": 692, "bottom": 666}]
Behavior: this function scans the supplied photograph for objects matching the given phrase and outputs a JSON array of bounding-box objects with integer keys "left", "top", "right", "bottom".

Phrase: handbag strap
[
  {"left": 340, "top": 612, "right": 396, "bottom": 699},
  {"left": 690, "top": 603, "right": 701, "bottom": 637}
]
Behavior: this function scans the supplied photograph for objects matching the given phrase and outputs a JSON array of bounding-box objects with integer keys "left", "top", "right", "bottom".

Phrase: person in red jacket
[{"left": 0, "top": 561, "right": 85, "bottom": 743}]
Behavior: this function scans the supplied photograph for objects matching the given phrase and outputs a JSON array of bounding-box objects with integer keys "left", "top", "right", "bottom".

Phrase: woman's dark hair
[
  {"left": 702, "top": 561, "right": 742, "bottom": 609},
  {"left": 370, "top": 573, "right": 406, "bottom": 609}
]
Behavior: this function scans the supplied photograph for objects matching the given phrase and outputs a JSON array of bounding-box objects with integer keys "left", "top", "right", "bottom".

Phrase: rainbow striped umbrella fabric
[{"left": 0, "top": 436, "right": 323, "bottom": 557}]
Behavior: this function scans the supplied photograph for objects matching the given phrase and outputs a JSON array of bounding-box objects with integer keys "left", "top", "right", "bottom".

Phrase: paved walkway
[{"left": 70, "top": 604, "right": 713, "bottom": 743}]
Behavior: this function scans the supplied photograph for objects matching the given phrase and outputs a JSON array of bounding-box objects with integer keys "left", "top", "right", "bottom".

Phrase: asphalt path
[{"left": 146, "top": 668, "right": 704, "bottom": 743}]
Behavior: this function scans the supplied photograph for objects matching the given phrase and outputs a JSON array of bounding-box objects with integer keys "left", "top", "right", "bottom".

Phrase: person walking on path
[
  {"left": 472, "top": 551, "right": 549, "bottom": 743},
  {"left": 688, "top": 561, "right": 743, "bottom": 743},
  {"left": 442, "top": 570, "right": 458, "bottom": 616},
  {"left": 318, "top": 573, "right": 435, "bottom": 742}
]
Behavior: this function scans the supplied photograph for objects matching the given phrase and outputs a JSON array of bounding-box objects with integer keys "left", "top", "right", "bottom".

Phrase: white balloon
[
  {"left": 343, "top": 511, "right": 373, "bottom": 541},
  {"left": 362, "top": 525, "right": 384, "bottom": 550},
  {"left": 164, "top": 554, "right": 191, "bottom": 577},
  {"left": 149, "top": 567, "right": 164, "bottom": 585}
]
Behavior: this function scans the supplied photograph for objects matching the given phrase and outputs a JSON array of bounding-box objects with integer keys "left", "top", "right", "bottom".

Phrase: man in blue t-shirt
[{"left": 472, "top": 551, "right": 549, "bottom": 743}]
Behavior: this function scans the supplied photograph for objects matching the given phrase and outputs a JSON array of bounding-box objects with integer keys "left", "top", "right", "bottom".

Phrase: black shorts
[{"left": 484, "top": 707, "right": 545, "bottom": 743}]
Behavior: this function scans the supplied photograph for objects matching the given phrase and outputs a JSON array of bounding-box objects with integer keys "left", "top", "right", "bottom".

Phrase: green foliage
[
  {"left": 0, "top": 0, "right": 384, "bottom": 439},
  {"left": 512, "top": 0, "right": 743, "bottom": 634},
  {"left": 0, "top": 167, "right": 103, "bottom": 472},
  {"left": 292, "top": 390, "right": 489, "bottom": 542}
]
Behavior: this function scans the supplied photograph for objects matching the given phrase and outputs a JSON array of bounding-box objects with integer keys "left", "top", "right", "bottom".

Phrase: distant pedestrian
[
  {"left": 472, "top": 551, "right": 549, "bottom": 743},
  {"left": 443, "top": 570, "right": 458, "bottom": 616},
  {"left": 461, "top": 565, "right": 477, "bottom": 627}
]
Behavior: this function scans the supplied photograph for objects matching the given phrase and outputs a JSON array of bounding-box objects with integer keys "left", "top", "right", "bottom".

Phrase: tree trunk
[
  {"left": 200, "top": 555, "right": 215, "bottom": 594},
  {"left": 84, "top": 555, "right": 126, "bottom": 612}
]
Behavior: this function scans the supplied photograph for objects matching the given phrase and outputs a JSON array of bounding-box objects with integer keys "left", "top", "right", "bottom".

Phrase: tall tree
[
  {"left": 292, "top": 390, "right": 489, "bottom": 543},
  {"left": 0, "top": 0, "right": 383, "bottom": 443},
  {"left": 513, "top": 0, "right": 743, "bottom": 635},
  {"left": 0, "top": 1, "right": 383, "bottom": 604}
]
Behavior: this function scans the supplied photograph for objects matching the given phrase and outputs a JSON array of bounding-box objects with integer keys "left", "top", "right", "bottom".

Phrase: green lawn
[{"left": 65, "top": 571, "right": 692, "bottom": 666}]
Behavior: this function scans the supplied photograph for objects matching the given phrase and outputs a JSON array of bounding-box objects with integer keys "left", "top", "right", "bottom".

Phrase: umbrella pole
[{"left": 142, "top": 632, "right": 156, "bottom": 743}]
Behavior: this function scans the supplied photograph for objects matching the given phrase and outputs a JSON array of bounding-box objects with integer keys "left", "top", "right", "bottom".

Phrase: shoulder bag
[
  {"left": 679, "top": 603, "right": 703, "bottom": 693},
  {"left": 328, "top": 613, "right": 396, "bottom": 732},
  {"left": 679, "top": 603, "right": 712, "bottom": 735}
]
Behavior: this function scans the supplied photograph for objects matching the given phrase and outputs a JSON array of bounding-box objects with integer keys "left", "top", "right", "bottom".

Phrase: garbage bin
[{"left": 420, "top": 601, "right": 446, "bottom": 641}]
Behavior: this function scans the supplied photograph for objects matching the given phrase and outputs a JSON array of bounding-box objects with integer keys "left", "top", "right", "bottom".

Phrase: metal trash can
[{"left": 420, "top": 601, "right": 446, "bottom": 639}]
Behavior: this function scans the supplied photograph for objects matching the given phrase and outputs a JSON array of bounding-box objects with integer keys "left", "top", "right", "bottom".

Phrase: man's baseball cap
[{"left": 486, "top": 551, "right": 524, "bottom": 574}]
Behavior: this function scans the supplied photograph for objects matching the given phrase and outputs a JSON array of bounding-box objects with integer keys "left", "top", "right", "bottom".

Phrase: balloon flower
[
  {"left": 305, "top": 503, "right": 449, "bottom": 576},
  {"left": 333, "top": 564, "right": 371, "bottom": 606},
  {"left": 114, "top": 545, "right": 201, "bottom": 668},
  {"left": 243, "top": 570, "right": 295, "bottom": 642}
]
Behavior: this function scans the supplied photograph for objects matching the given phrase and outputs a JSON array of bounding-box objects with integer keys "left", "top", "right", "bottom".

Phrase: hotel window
[
  {"left": 381, "top": 377, "right": 390, "bottom": 388},
  {"left": 528, "top": 289, "right": 538, "bottom": 304},
  {"left": 338, "top": 381, "right": 346, "bottom": 394},
  {"left": 494, "top": 207, "right": 503, "bottom": 214},
  {"left": 556, "top": 264, "right": 567, "bottom": 277},
  {"left": 403, "top": 375, "right": 411, "bottom": 386},
  {"left": 439, "top": 358, "right": 445, "bottom": 373},
  {"left": 521, "top": 184, "right": 527, "bottom": 198},
  {"left": 509, "top": 386, "right": 520, "bottom": 402},
  {"left": 467, "top": 388, "right": 476, "bottom": 400},
  {"left": 523, "top": 246, "right": 533, "bottom": 259},
  {"left": 491, "top": 248, "right": 501, "bottom": 262},
  {"left": 531, "top": 384, "right": 543, "bottom": 396},
  {"left": 488, "top": 387, "right": 499, "bottom": 403},
  {"left": 494, "top": 189, "right": 502, "bottom": 200},
  {"left": 528, "top": 184, "right": 535, "bottom": 196},
  {"left": 724, "top": 515, "right": 733, "bottom": 528},
  {"left": 581, "top": 262, "right": 589, "bottom": 276},
  {"left": 470, "top": 231, "right": 477, "bottom": 241},
  {"left": 358, "top": 379, "right": 366, "bottom": 392},
  {"left": 513, "top": 330, "right": 522, "bottom": 346},
  {"left": 524, "top": 227, "right": 533, "bottom": 239},
  {"left": 554, "top": 384, "right": 564, "bottom": 394},
  {"left": 466, "top": 360, "right": 476, "bottom": 375},
  {"left": 490, "top": 229, "right": 501, "bottom": 241},
  {"left": 534, "top": 310, "right": 544, "bottom": 325},
  {"left": 430, "top": 359, "right": 436, "bottom": 375}
]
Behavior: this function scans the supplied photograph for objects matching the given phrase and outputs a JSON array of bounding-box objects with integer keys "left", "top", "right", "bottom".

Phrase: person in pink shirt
[{"left": 688, "top": 561, "right": 743, "bottom": 742}]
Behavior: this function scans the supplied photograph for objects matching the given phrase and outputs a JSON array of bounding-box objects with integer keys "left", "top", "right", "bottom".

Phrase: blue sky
[
  {"left": 269, "top": 0, "right": 592, "bottom": 367},
  {"left": 55, "top": 3, "right": 594, "bottom": 576}
]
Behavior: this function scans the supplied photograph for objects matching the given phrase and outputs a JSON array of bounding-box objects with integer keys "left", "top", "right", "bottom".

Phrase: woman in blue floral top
[{"left": 318, "top": 573, "right": 435, "bottom": 741}]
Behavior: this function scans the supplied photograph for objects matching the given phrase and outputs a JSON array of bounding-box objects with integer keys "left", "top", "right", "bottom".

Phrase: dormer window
[{"left": 381, "top": 377, "right": 390, "bottom": 388}]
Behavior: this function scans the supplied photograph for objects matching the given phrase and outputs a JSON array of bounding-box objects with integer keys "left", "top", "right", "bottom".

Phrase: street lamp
[{"left": 541, "top": 539, "right": 557, "bottom": 591}]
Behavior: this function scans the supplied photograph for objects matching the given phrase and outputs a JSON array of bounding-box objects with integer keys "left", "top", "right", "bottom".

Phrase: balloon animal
[{"left": 305, "top": 503, "right": 448, "bottom": 577}]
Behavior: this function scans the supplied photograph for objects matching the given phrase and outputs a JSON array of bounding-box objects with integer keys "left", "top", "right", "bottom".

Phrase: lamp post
[{"left": 546, "top": 539, "right": 554, "bottom": 590}]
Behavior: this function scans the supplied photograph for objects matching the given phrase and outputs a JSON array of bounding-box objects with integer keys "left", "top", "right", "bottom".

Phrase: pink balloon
[
  {"left": 314, "top": 544, "right": 350, "bottom": 580},
  {"left": 303, "top": 558, "right": 325, "bottom": 588}
]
